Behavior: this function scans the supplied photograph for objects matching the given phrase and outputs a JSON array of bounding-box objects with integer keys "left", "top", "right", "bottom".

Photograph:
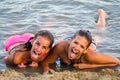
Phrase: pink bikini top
[{"left": 5, "top": 33, "right": 34, "bottom": 51}]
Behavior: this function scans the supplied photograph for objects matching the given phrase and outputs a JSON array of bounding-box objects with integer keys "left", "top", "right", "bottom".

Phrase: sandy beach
[
  {"left": 0, "top": 0, "right": 120, "bottom": 80},
  {"left": 0, "top": 65, "right": 120, "bottom": 80}
]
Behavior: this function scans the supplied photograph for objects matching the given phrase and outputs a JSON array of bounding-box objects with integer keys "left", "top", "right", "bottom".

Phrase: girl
[{"left": 4, "top": 30, "right": 54, "bottom": 68}]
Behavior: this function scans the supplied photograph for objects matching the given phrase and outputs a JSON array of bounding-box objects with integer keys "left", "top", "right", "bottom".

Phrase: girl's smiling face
[
  {"left": 68, "top": 35, "right": 89, "bottom": 60},
  {"left": 30, "top": 36, "right": 51, "bottom": 62}
]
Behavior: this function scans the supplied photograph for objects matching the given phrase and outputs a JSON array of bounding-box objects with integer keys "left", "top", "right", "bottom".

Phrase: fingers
[
  {"left": 49, "top": 68, "right": 55, "bottom": 74},
  {"left": 43, "top": 70, "right": 49, "bottom": 75},
  {"left": 18, "top": 63, "right": 26, "bottom": 68},
  {"left": 43, "top": 68, "right": 55, "bottom": 74},
  {"left": 29, "top": 61, "right": 38, "bottom": 67},
  {"left": 73, "top": 63, "right": 79, "bottom": 68}
]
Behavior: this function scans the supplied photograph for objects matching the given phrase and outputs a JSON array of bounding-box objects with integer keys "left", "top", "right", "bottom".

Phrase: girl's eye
[
  {"left": 74, "top": 41, "right": 78, "bottom": 44},
  {"left": 80, "top": 45, "right": 85, "bottom": 49},
  {"left": 36, "top": 41, "right": 40, "bottom": 46},
  {"left": 38, "top": 53, "right": 41, "bottom": 55},
  {"left": 43, "top": 46, "right": 47, "bottom": 50}
]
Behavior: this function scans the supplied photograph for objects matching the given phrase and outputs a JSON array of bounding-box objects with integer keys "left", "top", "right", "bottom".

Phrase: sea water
[{"left": 0, "top": 0, "right": 120, "bottom": 71}]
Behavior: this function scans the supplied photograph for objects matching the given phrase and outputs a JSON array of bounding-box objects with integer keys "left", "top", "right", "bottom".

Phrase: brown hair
[{"left": 73, "top": 30, "right": 92, "bottom": 48}]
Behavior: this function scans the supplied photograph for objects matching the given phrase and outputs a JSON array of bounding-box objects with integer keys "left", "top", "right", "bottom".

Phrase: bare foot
[{"left": 96, "top": 9, "right": 107, "bottom": 29}]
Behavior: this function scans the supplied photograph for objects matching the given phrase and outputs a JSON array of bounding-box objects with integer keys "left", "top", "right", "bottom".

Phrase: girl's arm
[
  {"left": 74, "top": 63, "right": 119, "bottom": 69},
  {"left": 74, "top": 49, "right": 120, "bottom": 69}
]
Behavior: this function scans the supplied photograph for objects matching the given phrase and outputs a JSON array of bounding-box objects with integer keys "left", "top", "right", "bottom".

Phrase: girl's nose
[
  {"left": 74, "top": 45, "right": 80, "bottom": 51},
  {"left": 36, "top": 46, "right": 42, "bottom": 52}
]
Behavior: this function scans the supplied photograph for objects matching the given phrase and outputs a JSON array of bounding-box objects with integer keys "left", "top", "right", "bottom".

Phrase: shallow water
[{"left": 0, "top": 0, "right": 120, "bottom": 71}]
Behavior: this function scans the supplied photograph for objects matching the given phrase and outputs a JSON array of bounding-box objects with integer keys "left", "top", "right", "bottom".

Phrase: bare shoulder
[
  {"left": 51, "top": 40, "right": 69, "bottom": 54},
  {"left": 54, "top": 41, "right": 68, "bottom": 49},
  {"left": 84, "top": 49, "right": 100, "bottom": 61},
  {"left": 86, "top": 49, "right": 99, "bottom": 55}
]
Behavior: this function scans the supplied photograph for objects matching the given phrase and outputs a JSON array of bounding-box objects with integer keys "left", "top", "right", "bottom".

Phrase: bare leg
[
  {"left": 89, "top": 9, "right": 107, "bottom": 50},
  {"left": 96, "top": 9, "right": 107, "bottom": 29}
]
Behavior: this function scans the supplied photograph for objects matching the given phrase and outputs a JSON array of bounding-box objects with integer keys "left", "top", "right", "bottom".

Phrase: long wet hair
[
  {"left": 73, "top": 30, "right": 92, "bottom": 48},
  {"left": 24, "top": 30, "right": 54, "bottom": 51}
]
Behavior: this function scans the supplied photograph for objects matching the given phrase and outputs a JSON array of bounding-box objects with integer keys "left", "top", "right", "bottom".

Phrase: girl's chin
[
  {"left": 31, "top": 56, "right": 36, "bottom": 61},
  {"left": 31, "top": 57, "right": 35, "bottom": 61},
  {"left": 68, "top": 56, "right": 74, "bottom": 60}
]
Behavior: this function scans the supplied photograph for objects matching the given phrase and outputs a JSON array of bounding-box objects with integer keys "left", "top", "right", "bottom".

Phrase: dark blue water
[{"left": 0, "top": 0, "right": 120, "bottom": 71}]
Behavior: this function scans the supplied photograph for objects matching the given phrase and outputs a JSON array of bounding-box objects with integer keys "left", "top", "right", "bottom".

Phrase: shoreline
[{"left": 0, "top": 66, "right": 120, "bottom": 80}]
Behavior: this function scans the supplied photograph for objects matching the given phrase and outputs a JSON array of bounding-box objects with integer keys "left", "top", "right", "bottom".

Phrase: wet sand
[{"left": 0, "top": 65, "right": 120, "bottom": 80}]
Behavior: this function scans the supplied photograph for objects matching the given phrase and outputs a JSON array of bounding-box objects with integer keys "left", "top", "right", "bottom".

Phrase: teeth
[
  {"left": 72, "top": 49, "right": 77, "bottom": 54},
  {"left": 33, "top": 50, "right": 41, "bottom": 55},
  {"left": 72, "top": 49, "right": 76, "bottom": 53},
  {"left": 33, "top": 50, "right": 37, "bottom": 55},
  {"left": 72, "top": 50, "right": 75, "bottom": 53}
]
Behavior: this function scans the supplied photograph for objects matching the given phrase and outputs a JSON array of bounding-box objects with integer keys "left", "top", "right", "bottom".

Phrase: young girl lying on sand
[
  {"left": 4, "top": 30, "right": 54, "bottom": 68},
  {"left": 41, "top": 9, "right": 120, "bottom": 74}
]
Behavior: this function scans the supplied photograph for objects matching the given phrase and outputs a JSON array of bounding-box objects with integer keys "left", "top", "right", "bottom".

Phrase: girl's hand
[
  {"left": 18, "top": 63, "right": 26, "bottom": 68},
  {"left": 43, "top": 68, "right": 55, "bottom": 74},
  {"left": 29, "top": 61, "right": 38, "bottom": 67}
]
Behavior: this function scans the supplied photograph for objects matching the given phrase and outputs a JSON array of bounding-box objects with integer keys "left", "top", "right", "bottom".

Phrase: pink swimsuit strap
[
  {"left": 5, "top": 33, "right": 34, "bottom": 52},
  {"left": 43, "top": 53, "right": 47, "bottom": 59}
]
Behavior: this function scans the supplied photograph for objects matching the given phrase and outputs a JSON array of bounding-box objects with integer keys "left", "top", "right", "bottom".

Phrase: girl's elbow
[
  {"left": 114, "top": 60, "right": 120, "bottom": 66},
  {"left": 116, "top": 61, "right": 120, "bottom": 66}
]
